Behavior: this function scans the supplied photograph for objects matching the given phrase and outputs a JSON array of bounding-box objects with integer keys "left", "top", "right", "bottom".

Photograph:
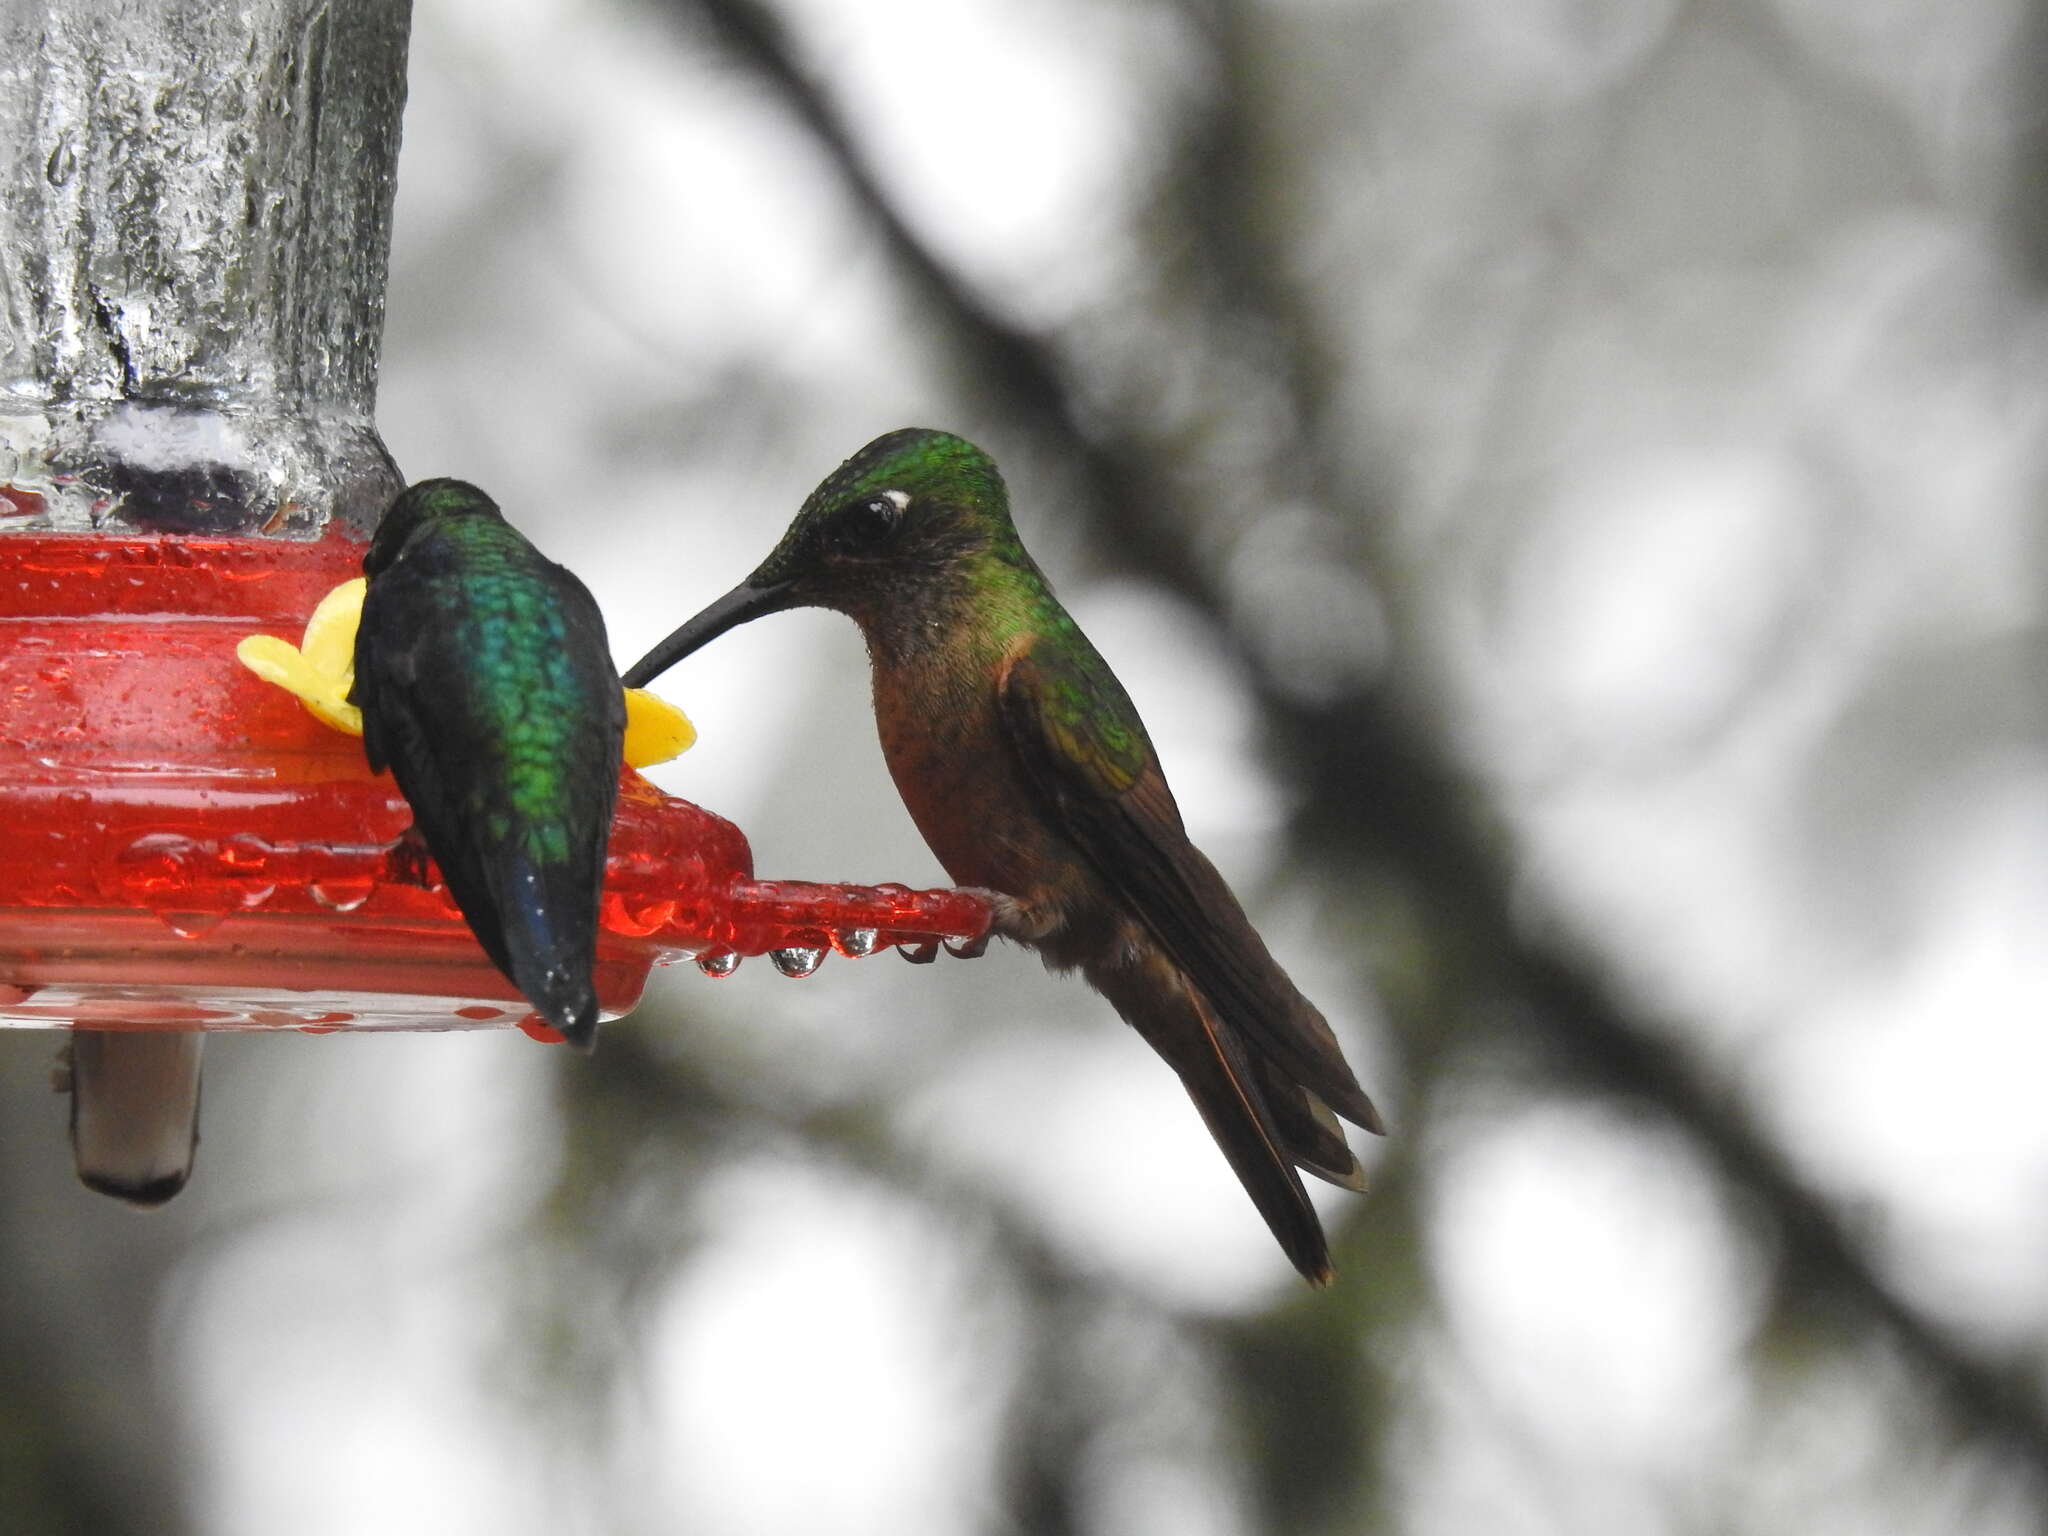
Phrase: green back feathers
[
  {"left": 354, "top": 478, "right": 624, "bottom": 1043},
  {"left": 359, "top": 477, "right": 620, "bottom": 859},
  {"left": 447, "top": 531, "right": 590, "bottom": 861}
]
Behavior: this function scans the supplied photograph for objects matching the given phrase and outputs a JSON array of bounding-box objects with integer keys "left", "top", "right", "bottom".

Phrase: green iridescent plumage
[
  {"left": 353, "top": 478, "right": 625, "bottom": 1050},
  {"left": 624, "top": 428, "right": 1382, "bottom": 1283}
]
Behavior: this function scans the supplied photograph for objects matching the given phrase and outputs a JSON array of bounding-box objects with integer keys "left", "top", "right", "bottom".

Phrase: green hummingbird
[
  {"left": 352, "top": 479, "right": 626, "bottom": 1052},
  {"left": 623, "top": 429, "right": 1382, "bottom": 1282}
]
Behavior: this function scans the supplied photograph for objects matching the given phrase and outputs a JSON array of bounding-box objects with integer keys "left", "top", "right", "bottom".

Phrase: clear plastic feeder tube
[{"left": 0, "top": 0, "right": 411, "bottom": 534}]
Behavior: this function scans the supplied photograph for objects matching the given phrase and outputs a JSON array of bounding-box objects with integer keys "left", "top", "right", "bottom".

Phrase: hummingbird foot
[
  {"left": 896, "top": 939, "right": 940, "bottom": 964},
  {"left": 954, "top": 887, "right": 1033, "bottom": 951},
  {"left": 386, "top": 825, "right": 436, "bottom": 888}
]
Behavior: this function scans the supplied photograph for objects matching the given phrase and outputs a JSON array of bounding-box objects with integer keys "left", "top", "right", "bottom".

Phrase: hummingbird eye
[{"left": 833, "top": 493, "right": 905, "bottom": 551}]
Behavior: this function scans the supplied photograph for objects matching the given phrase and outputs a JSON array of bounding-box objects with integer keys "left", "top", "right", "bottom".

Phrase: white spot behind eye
[{"left": 880, "top": 490, "right": 910, "bottom": 510}]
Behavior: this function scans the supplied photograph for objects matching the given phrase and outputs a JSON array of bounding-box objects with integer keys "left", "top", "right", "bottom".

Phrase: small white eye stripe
[{"left": 881, "top": 489, "right": 910, "bottom": 510}]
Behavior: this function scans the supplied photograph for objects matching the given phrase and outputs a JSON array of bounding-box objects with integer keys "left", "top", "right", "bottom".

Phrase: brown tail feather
[
  {"left": 1089, "top": 954, "right": 1335, "bottom": 1284},
  {"left": 1254, "top": 1059, "right": 1367, "bottom": 1192},
  {"left": 1119, "top": 819, "right": 1384, "bottom": 1136}
]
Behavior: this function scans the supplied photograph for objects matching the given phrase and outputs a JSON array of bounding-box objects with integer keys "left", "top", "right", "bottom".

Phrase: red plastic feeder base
[{"left": 0, "top": 531, "right": 991, "bottom": 1035}]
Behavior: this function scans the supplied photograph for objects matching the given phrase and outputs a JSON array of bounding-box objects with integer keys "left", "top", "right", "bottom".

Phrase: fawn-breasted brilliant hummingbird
[{"left": 623, "top": 430, "right": 1381, "bottom": 1282}]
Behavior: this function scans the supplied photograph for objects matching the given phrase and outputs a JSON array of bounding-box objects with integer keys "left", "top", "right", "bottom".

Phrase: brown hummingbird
[{"left": 624, "top": 429, "right": 1382, "bottom": 1282}]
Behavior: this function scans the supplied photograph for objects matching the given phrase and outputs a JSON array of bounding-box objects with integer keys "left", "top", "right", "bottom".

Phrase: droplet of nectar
[
  {"left": 696, "top": 948, "right": 740, "bottom": 979},
  {"left": 769, "top": 945, "right": 825, "bottom": 979}
]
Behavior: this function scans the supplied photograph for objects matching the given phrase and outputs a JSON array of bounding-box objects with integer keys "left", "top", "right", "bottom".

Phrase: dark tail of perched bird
[
  {"left": 474, "top": 851, "right": 607, "bottom": 1049},
  {"left": 68, "top": 1030, "right": 202, "bottom": 1206},
  {"left": 1075, "top": 854, "right": 1377, "bottom": 1285}
]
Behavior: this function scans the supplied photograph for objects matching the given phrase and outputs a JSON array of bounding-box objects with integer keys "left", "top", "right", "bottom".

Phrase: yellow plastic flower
[
  {"left": 236, "top": 578, "right": 369, "bottom": 736},
  {"left": 623, "top": 683, "right": 697, "bottom": 766},
  {"left": 236, "top": 577, "right": 696, "bottom": 768}
]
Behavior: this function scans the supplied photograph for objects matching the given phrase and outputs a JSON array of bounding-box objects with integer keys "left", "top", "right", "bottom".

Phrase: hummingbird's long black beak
[{"left": 621, "top": 578, "right": 795, "bottom": 688}]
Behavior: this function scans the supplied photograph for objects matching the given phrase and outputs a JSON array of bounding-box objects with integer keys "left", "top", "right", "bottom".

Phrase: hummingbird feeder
[{"left": 0, "top": 3, "right": 990, "bottom": 1049}]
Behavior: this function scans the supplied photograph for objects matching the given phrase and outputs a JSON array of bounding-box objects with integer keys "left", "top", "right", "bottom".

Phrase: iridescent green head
[
  {"left": 366, "top": 478, "right": 501, "bottom": 576},
  {"left": 621, "top": 428, "right": 1035, "bottom": 687},
  {"left": 751, "top": 428, "right": 1022, "bottom": 596}
]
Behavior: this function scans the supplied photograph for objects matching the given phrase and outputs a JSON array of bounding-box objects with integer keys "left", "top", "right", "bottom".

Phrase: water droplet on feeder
[
  {"left": 121, "top": 832, "right": 200, "bottom": 884},
  {"left": 835, "top": 927, "right": 880, "bottom": 958},
  {"left": 769, "top": 945, "right": 825, "bottom": 979},
  {"left": 696, "top": 948, "right": 740, "bottom": 979},
  {"left": 309, "top": 877, "right": 373, "bottom": 912},
  {"left": 45, "top": 135, "right": 75, "bottom": 186},
  {"left": 515, "top": 1015, "right": 565, "bottom": 1045}
]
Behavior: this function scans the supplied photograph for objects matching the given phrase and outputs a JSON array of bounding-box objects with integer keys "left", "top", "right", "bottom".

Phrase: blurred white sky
[{"left": 171, "top": 0, "right": 2048, "bottom": 1532}]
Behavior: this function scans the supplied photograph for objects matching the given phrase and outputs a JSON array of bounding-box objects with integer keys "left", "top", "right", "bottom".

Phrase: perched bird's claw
[
  {"left": 958, "top": 886, "right": 1027, "bottom": 943},
  {"left": 386, "top": 826, "right": 436, "bottom": 886},
  {"left": 896, "top": 938, "right": 940, "bottom": 965},
  {"left": 944, "top": 933, "right": 991, "bottom": 960}
]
